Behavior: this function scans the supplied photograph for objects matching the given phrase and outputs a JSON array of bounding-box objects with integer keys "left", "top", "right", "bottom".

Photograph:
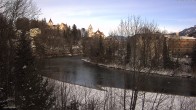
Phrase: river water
[{"left": 41, "top": 56, "right": 196, "bottom": 97}]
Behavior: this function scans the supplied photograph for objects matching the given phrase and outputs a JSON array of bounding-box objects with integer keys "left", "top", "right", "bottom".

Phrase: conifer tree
[
  {"left": 0, "top": 14, "right": 16, "bottom": 109},
  {"left": 191, "top": 44, "right": 196, "bottom": 72},
  {"left": 14, "top": 33, "right": 55, "bottom": 110},
  {"left": 98, "top": 35, "right": 104, "bottom": 62},
  {"left": 72, "top": 24, "right": 78, "bottom": 44},
  {"left": 163, "top": 37, "right": 173, "bottom": 69},
  {"left": 125, "top": 37, "right": 131, "bottom": 64}
]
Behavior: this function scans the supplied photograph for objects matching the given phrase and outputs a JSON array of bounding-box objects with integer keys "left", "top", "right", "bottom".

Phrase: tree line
[
  {"left": 13, "top": 17, "right": 83, "bottom": 57},
  {"left": 82, "top": 16, "right": 179, "bottom": 71},
  {"left": 79, "top": 16, "right": 196, "bottom": 110}
]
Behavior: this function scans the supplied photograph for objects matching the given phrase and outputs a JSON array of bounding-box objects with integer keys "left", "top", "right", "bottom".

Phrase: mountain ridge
[{"left": 179, "top": 25, "right": 196, "bottom": 37}]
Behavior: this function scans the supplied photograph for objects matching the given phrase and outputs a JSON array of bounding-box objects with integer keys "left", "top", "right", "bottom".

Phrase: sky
[{"left": 34, "top": 0, "right": 196, "bottom": 36}]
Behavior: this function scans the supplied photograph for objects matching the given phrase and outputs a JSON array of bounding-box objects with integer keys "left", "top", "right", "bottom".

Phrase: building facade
[
  {"left": 87, "top": 24, "right": 105, "bottom": 38},
  {"left": 47, "top": 19, "right": 67, "bottom": 30},
  {"left": 88, "top": 24, "right": 94, "bottom": 37},
  {"left": 168, "top": 36, "right": 196, "bottom": 57}
]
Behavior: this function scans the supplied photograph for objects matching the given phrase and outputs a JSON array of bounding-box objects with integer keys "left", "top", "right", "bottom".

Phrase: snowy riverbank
[
  {"left": 81, "top": 58, "right": 196, "bottom": 78},
  {"left": 47, "top": 77, "right": 196, "bottom": 110}
]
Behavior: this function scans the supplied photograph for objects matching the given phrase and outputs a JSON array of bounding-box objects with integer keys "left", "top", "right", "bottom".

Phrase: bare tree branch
[{"left": 1, "top": 0, "right": 40, "bottom": 22}]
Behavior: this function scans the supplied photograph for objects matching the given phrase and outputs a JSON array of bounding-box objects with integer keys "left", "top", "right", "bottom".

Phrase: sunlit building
[
  {"left": 93, "top": 29, "right": 105, "bottom": 38},
  {"left": 88, "top": 24, "right": 94, "bottom": 37},
  {"left": 87, "top": 24, "right": 105, "bottom": 38},
  {"left": 59, "top": 23, "right": 67, "bottom": 30},
  {"left": 168, "top": 36, "right": 196, "bottom": 57},
  {"left": 48, "top": 18, "right": 53, "bottom": 27},
  {"left": 47, "top": 19, "right": 67, "bottom": 30},
  {"left": 30, "top": 28, "right": 41, "bottom": 37}
]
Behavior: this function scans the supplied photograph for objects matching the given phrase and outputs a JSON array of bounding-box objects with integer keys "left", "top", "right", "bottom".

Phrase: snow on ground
[
  {"left": 46, "top": 77, "right": 196, "bottom": 110},
  {"left": 81, "top": 58, "right": 196, "bottom": 78}
]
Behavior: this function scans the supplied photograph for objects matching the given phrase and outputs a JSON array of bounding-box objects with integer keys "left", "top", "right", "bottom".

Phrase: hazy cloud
[{"left": 34, "top": 0, "right": 196, "bottom": 35}]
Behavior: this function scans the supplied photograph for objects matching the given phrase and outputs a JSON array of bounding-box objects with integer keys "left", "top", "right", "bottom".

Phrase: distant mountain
[
  {"left": 188, "top": 31, "right": 196, "bottom": 37},
  {"left": 179, "top": 25, "right": 196, "bottom": 37}
]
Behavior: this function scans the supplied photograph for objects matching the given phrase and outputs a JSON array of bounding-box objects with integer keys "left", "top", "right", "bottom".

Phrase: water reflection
[{"left": 41, "top": 56, "right": 196, "bottom": 97}]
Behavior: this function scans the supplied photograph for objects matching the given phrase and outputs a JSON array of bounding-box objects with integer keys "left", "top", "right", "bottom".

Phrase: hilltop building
[
  {"left": 59, "top": 23, "right": 67, "bottom": 30},
  {"left": 94, "top": 29, "right": 105, "bottom": 38},
  {"left": 87, "top": 24, "right": 105, "bottom": 38},
  {"left": 48, "top": 19, "right": 53, "bottom": 27},
  {"left": 30, "top": 28, "right": 41, "bottom": 37},
  {"left": 88, "top": 24, "right": 94, "bottom": 37},
  {"left": 47, "top": 18, "right": 67, "bottom": 30}
]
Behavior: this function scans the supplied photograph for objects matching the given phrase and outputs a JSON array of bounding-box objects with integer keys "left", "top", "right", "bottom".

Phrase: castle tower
[
  {"left": 88, "top": 24, "right": 93, "bottom": 37},
  {"left": 48, "top": 18, "right": 53, "bottom": 27}
]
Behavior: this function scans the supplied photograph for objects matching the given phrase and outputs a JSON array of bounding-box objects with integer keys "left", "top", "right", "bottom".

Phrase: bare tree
[
  {"left": 1, "top": 0, "right": 40, "bottom": 22},
  {"left": 113, "top": 16, "right": 161, "bottom": 110}
]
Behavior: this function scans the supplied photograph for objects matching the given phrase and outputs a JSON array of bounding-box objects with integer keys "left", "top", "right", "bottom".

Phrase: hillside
[{"left": 179, "top": 25, "right": 196, "bottom": 37}]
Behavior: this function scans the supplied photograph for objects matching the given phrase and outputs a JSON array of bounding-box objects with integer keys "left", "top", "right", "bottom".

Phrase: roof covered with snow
[
  {"left": 179, "top": 36, "right": 196, "bottom": 39},
  {"left": 168, "top": 36, "right": 196, "bottom": 40}
]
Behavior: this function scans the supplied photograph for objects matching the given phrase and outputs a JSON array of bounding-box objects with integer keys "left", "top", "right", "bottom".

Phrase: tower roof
[
  {"left": 95, "top": 29, "right": 103, "bottom": 35},
  {"left": 49, "top": 18, "right": 53, "bottom": 23},
  {"left": 88, "top": 24, "right": 92, "bottom": 29}
]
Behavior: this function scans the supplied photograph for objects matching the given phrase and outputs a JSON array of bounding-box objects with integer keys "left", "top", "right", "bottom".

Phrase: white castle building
[{"left": 87, "top": 24, "right": 105, "bottom": 38}]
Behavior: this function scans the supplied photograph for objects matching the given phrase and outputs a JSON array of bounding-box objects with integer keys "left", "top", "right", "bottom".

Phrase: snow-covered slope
[{"left": 179, "top": 25, "right": 196, "bottom": 37}]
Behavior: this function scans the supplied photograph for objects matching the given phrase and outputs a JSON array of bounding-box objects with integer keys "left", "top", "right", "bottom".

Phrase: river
[{"left": 41, "top": 56, "right": 196, "bottom": 97}]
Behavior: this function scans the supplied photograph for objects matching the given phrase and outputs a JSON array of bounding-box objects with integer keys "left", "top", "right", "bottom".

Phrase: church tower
[
  {"left": 48, "top": 18, "right": 53, "bottom": 27},
  {"left": 88, "top": 24, "right": 93, "bottom": 37}
]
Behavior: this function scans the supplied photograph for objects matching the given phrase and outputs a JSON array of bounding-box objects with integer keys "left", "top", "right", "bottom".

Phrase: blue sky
[{"left": 34, "top": 0, "right": 196, "bottom": 35}]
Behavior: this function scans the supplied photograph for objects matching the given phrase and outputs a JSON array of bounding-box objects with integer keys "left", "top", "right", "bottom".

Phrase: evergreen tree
[
  {"left": 162, "top": 37, "right": 173, "bottom": 69},
  {"left": 0, "top": 15, "right": 9, "bottom": 108},
  {"left": 14, "top": 33, "right": 55, "bottom": 110},
  {"left": 15, "top": 17, "right": 30, "bottom": 32},
  {"left": 105, "top": 45, "right": 113, "bottom": 63},
  {"left": 97, "top": 35, "right": 105, "bottom": 63},
  {"left": 125, "top": 37, "right": 131, "bottom": 64},
  {"left": 63, "top": 26, "right": 73, "bottom": 55},
  {"left": 72, "top": 24, "right": 78, "bottom": 43},
  {"left": 191, "top": 44, "right": 196, "bottom": 72},
  {"left": 0, "top": 14, "right": 16, "bottom": 109},
  {"left": 34, "top": 36, "right": 46, "bottom": 58}
]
